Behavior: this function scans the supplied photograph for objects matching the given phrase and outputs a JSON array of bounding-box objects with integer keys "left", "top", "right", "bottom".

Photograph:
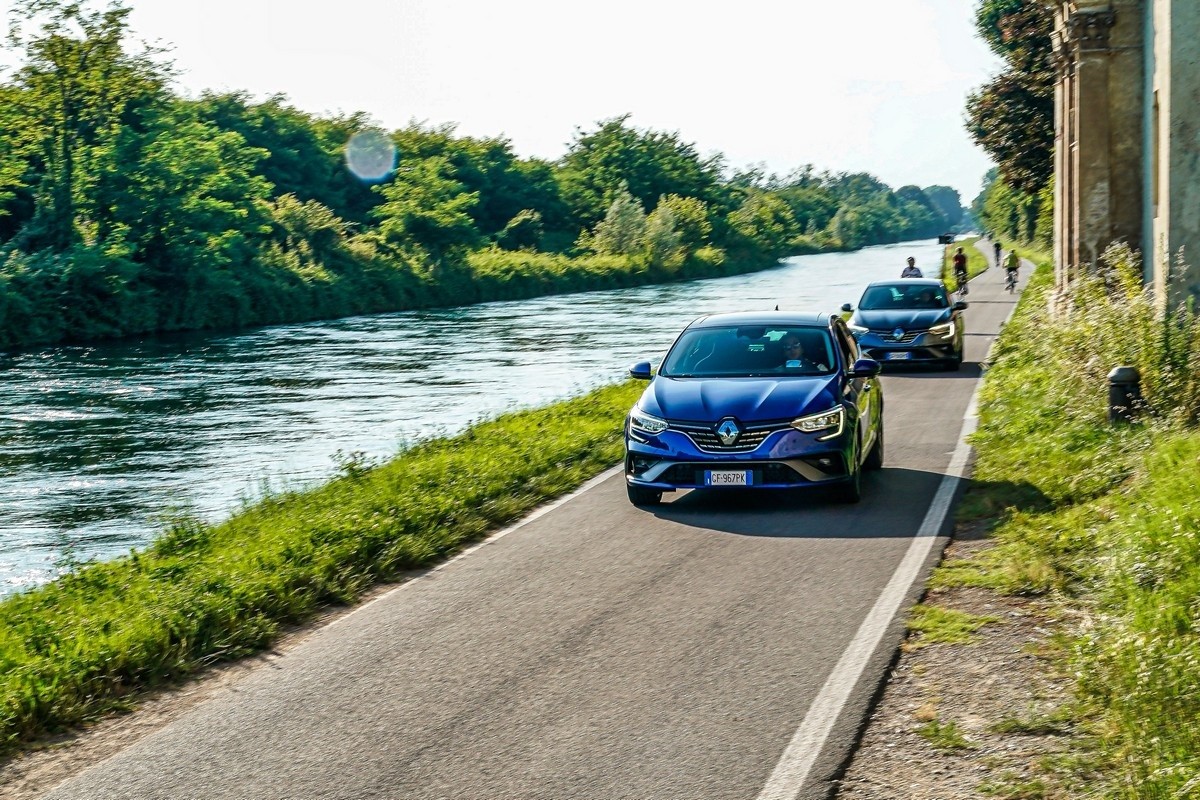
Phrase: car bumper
[
  {"left": 624, "top": 424, "right": 854, "bottom": 491},
  {"left": 856, "top": 333, "right": 960, "bottom": 365}
]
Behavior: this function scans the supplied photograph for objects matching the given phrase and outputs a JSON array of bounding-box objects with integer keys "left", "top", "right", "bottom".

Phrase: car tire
[
  {"left": 627, "top": 484, "right": 663, "bottom": 507},
  {"left": 834, "top": 466, "right": 862, "bottom": 503},
  {"left": 864, "top": 426, "right": 884, "bottom": 470}
]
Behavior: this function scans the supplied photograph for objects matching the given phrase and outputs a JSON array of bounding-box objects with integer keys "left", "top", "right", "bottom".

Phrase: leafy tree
[
  {"left": 90, "top": 108, "right": 272, "bottom": 326},
  {"left": 966, "top": 0, "right": 1054, "bottom": 193},
  {"left": 4, "top": 0, "right": 169, "bottom": 251},
  {"left": 922, "top": 185, "right": 964, "bottom": 228},
  {"left": 655, "top": 194, "right": 712, "bottom": 253},
  {"left": 587, "top": 183, "right": 646, "bottom": 256},
  {"left": 643, "top": 203, "right": 683, "bottom": 269},
  {"left": 558, "top": 115, "right": 723, "bottom": 229},
  {"left": 188, "top": 92, "right": 378, "bottom": 225},
  {"left": 727, "top": 191, "right": 799, "bottom": 259},
  {"left": 373, "top": 154, "right": 482, "bottom": 262},
  {"left": 496, "top": 209, "right": 544, "bottom": 251}
]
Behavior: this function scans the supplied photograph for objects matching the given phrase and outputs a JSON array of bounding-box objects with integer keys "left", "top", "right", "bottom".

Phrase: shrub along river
[{"left": 0, "top": 239, "right": 949, "bottom": 596}]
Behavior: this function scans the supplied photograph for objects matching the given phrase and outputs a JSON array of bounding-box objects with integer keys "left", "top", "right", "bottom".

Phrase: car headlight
[
  {"left": 929, "top": 321, "right": 956, "bottom": 338},
  {"left": 790, "top": 406, "right": 845, "bottom": 441},
  {"left": 629, "top": 408, "right": 668, "bottom": 435}
]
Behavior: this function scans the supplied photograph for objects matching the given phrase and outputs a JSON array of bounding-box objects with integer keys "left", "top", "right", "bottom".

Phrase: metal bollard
[{"left": 1107, "top": 366, "right": 1141, "bottom": 424}]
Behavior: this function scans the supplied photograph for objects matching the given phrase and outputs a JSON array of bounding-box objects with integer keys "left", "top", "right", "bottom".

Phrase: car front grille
[
  {"left": 671, "top": 422, "right": 789, "bottom": 453},
  {"left": 681, "top": 429, "right": 771, "bottom": 452},
  {"left": 869, "top": 329, "right": 922, "bottom": 343}
]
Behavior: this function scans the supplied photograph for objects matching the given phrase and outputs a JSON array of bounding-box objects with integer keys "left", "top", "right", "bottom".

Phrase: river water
[{"left": 0, "top": 240, "right": 947, "bottom": 596}]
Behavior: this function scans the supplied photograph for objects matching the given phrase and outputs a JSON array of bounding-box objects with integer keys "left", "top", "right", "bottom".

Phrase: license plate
[
  {"left": 885, "top": 351, "right": 912, "bottom": 360},
  {"left": 705, "top": 470, "right": 751, "bottom": 486}
]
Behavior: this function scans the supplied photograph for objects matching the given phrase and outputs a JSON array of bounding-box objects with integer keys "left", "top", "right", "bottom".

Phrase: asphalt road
[{"left": 42, "top": 255, "right": 1025, "bottom": 800}]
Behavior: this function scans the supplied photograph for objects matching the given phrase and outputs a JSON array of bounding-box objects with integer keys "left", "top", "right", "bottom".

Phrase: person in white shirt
[{"left": 900, "top": 256, "right": 923, "bottom": 278}]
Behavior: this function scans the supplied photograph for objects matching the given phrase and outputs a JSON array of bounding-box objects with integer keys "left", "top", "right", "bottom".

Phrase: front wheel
[
  {"left": 833, "top": 466, "right": 862, "bottom": 503},
  {"left": 627, "top": 484, "right": 662, "bottom": 507},
  {"left": 864, "top": 425, "right": 884, "bottom": 470}
]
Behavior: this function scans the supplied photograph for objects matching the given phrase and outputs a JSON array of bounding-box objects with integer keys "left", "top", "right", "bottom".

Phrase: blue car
[
  {"left": 624, "top": 311, "right": 884, "bottom": 507},
  {"left": 841, "top": 279, "right": 967, "bottom": 370}
]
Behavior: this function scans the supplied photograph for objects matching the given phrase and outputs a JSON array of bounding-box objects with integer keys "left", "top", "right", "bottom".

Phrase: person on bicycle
[
  {"left": 900, "top": 256, "right": 923, "bottom": 278},
  {"left": 1004, "top": 250, "right": 1020, "bottom": 288},
  {"left": 993, "top": 241, "right": 1002, "bottom": 267},
  {"left": 952, "top": 247, "right": 968, "bottom": 293}
]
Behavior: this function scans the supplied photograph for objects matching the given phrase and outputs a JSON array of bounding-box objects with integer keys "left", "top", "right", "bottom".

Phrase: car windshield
[
  {"left": 858, "top": 284, "right": 950, "bottom": 310},
  {"left": 659, "top": 326, "right": 836, "bottom": 378}
]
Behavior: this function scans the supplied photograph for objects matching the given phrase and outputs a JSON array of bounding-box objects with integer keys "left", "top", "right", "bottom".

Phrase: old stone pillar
[{"left": 1069, "top": 9, "right": 1117, "bottom": 268}]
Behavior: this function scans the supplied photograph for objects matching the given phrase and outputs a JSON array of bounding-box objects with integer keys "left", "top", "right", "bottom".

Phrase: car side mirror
[
  {"left": 841, "top": 303, "right": 854, "bottom": 313},
  {"left": 954, "top": 301, "right": 968, "bottom": 311},
  {"left": 849, "top": 358, "right": 881, "bottom": 378},
  {"left": 629, "top": 361, "right": 654, "bottom": 380}
]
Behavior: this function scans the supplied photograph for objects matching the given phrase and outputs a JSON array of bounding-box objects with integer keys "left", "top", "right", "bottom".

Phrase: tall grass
[
  {"left": 956, "top": 243, "right": 1200, "bottom": 796},
  {"left": 0, "top": 380, "right": 642, "bottom": 753}
]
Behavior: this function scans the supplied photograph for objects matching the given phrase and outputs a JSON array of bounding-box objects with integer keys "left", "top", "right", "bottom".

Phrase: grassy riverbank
[
  {"left": 0, "top": 380, "right": 642, "bottom": 753},
  {"left": 934, "top": 244, "right": 1200, "bottom": 797},
  {"left": 938, "top": 236, "right": 987, "bottom": 283}
]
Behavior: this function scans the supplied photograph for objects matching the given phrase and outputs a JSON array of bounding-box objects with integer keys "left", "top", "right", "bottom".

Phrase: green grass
[
  {"left": 905, "top": 603, "right": 1000, "bottom": 648},
  {"left": 0, "top": 379, "right": 643, "bottom": 753},
  {"left": 918, "top": 717, "right": 976, "bottom": 751},
  {"left": 953, "top": 242, "right": 1200, "bottom": 797}
]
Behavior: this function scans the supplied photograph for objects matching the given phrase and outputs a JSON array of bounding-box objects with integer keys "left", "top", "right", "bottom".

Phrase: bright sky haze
[{"left": 4, "top": 0, "right": 1003, "bottom": 203}]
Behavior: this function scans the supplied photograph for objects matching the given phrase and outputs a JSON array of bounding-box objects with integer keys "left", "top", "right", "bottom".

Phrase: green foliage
[
  {"left": 923, "top": 185, "right": 965, "bottom": 228},
  {"left": 373, "top": 154, "right": 482, "bottom": 262},
  {"left": 557, "top": 114, "right": 723, "bottom": 229},
  {"left": 0, "top": 5, "right": 973, "bottom": 349},
  {"left": 918, "top": 718, "right": 976, "bottom": 751},
  {"left": 586, "top": 183, "right": 646, "bottom": 256},
  {"left": 975, "top": 169, "right": 1048, "bottom": 247},
  {"left": 961, "top": 246, "right": 1200, "bottom": 796},
  {"left": 906, "top": 604, "right": 1001, "bottom": 648},
  {"left": 966, "top": 0, "right": 1054, "bottom": 194},
  {"left": 0, "top": 380, "right": 645, "bottom": 753}
]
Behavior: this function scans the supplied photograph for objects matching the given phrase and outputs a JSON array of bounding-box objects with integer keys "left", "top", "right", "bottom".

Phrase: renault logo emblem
[
  {"left": 891, "top": 327, "right": 905, "bottom": 341},
  {"left": 715, "top": 418, "right": 741, "bottom": 446}
]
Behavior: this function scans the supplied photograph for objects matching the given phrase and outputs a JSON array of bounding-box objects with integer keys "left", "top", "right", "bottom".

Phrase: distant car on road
[
  {"left": 841, "top": 279, "right": 966, "bottom": 371},
  {"left": 623, "top": 311, "right": 884, "bottom": 507}
]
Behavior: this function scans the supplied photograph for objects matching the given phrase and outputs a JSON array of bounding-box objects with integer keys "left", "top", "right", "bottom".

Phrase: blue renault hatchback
[{"left": 624, "top": 311, "right": 884, "bottom": 506}]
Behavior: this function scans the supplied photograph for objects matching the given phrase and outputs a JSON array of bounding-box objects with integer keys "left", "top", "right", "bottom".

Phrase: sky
[{"left": 2, "top": 0, "right": 1004, "bottom": 203}]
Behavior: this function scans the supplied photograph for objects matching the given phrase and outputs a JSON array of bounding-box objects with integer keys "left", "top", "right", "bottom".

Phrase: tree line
[
  {"left": 966, "top": 0, "right": 1054, "bottom": 247},
  {"left": 0, "top": 0, "right": 965, "bottom": 350}
]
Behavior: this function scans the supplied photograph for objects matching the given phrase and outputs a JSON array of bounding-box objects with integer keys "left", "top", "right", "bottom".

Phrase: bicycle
[
  {"left": 954, "top": 271, "right": 968, "bottom": 298},
  {"left": 1004, "top": 270, "right": 1018, "bottom": 293}
]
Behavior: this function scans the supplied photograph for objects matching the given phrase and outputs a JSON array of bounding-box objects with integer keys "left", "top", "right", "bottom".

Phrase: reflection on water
[{"left": 0, "top": 240, "right": 947, "bottom": 594}]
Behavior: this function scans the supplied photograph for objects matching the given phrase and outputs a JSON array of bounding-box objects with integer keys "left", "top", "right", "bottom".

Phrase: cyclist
[
  {"left": 993, "top": 240, "right": 1002, "bottom": 267},
  {"left": 951, "top": 247, "right": 968, "bottom": 295},
  {"left": 900, "top": 256, "right": 923, "bottom": 278},
  {"left": 1004, "top": 250, "right": 1020, "bottom": 291}
]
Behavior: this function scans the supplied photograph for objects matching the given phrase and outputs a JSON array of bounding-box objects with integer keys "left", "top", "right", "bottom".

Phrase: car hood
[
  {"left": 852, "top": 308, "right": 951, "bottom": 331},
  {"left": 638, "top": 376, "right": 838, "bottom": 424}
]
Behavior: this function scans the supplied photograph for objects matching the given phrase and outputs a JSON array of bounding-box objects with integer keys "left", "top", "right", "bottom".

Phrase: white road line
[
  {"left": 756, "top": 404, "right": 979, "bottom": 800},
  {"left": 757, "top": 252, "right": 1025, "bottom": 800}
]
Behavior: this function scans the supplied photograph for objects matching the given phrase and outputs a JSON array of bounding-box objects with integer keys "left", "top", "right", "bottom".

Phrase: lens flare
[{"left": 344, "top": 130, "right": 396, "bottom": 183}]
